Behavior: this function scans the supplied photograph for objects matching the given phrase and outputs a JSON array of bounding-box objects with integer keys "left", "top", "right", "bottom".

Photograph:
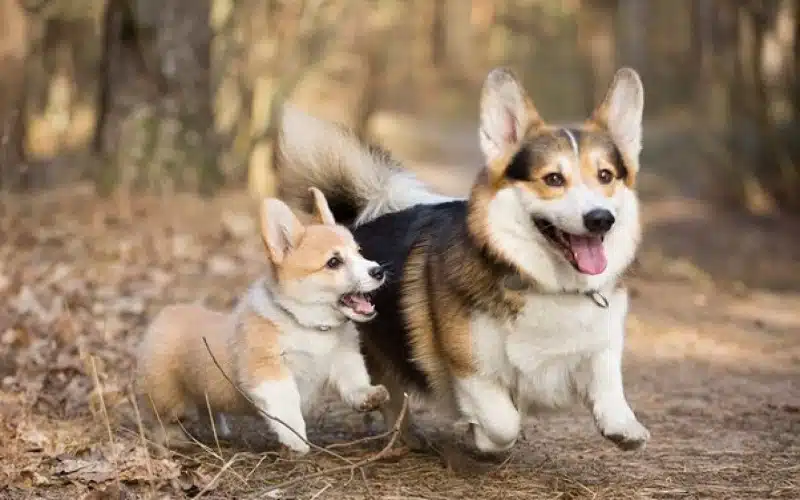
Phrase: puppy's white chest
[{"left": 279, "top": 329, "right": 339, "bottom": 402}]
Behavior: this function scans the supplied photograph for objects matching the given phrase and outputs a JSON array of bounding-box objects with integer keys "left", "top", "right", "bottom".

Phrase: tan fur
[
  {"left": 234, "top": 312, "right": 286, "bottom": 384},
  {"left": 136, "top": 305, "right": 265, "bottom": 421},
  {"left": 276, "top": 225, "right": 358, "bottom": 283}
]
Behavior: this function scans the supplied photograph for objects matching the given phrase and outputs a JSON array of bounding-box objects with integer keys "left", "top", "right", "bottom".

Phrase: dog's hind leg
[{"left": 378, "top": 374, "right": 431, "bottom": 450}]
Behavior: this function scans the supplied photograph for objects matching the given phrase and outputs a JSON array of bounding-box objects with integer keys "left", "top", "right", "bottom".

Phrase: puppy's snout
[
  {"left": 583, "top": 209, "right": 615, "bottom": 234},
  {"left": 368, "top": 265, "right": 385, "bottom": 282}
]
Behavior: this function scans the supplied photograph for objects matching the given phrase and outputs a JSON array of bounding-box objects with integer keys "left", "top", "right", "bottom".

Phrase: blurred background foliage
[{"left": 0, "top": 0, "right": 798, "bottom": 212}]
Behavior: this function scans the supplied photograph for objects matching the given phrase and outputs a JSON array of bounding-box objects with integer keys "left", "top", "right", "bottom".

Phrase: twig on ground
[
  {"left": 309, "top": 482, "right": 333, "bottom": 500},
  {"left": 90, "top": 355, "right": 123, "bottom": 494},
  {"left": 193, "top": 452, "right": 245, "bottom": 499},
  {"left": 202, "top": 337, "right": 355, "bottom": 465},
  {"left": 202, "top": 336, "right": 410, "bottom": 498},
  {"left": 205, "top": 391, "right": 223, "bottom": 458},
  {"left": 254, "top": 392, "right": 409, "bottom": 498},
  {"left": 128, "top": 387, "right": 155, "bottom": 488},
  {"left": 176, "top": 419, "right": 224, "bottom": 461}
]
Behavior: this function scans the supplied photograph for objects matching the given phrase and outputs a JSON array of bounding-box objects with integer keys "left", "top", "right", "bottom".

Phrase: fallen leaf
[
  {"left": 18, "top": 427, "right": 51, "bottom": 451},
  {"left": 53, "top": 457, "right": 116, "bottom": 484}
]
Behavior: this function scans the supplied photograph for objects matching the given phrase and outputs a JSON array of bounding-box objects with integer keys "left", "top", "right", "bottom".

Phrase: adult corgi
[{"left": 275, "top": 68, "right": 650, "bottom": 453}]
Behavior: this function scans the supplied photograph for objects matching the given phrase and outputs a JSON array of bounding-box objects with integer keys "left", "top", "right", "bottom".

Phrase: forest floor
[{"left": 0, "top": 118, "right": 798, "bottom": 499}]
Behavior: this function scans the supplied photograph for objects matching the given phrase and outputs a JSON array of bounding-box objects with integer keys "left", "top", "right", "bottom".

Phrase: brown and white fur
[
  {"left": 274, "top": 68, "right": 650, "bottom": 454},
  {"left": 135, "top": 189, "right": 389, "bottom": 454}
]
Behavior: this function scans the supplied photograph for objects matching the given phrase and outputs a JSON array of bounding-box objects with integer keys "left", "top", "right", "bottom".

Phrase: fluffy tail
[{"left": 274, "top": 105, "right": 452, "bottom": 226}]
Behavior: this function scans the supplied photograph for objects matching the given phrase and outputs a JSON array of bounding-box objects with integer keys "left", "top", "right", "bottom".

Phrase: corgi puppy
[
  {"left": 135, "top": 188, "right": 389, "bottom": 454},
  {"left": 273, "top": 68, "right": 650, "bottom": 453}
]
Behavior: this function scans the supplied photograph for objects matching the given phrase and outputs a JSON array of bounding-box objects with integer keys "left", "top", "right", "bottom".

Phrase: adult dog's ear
[
  {"left": 479, "top": 68, "right": 543, "bottom": 167},
  {"left": 260, "top": 198, "right": 305, "bottom": 264},
  {"left": 591, "top": 68, "right": 644, "bottom": 184}
]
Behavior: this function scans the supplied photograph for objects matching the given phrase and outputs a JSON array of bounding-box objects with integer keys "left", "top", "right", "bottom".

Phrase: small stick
[
  {"left": 146, "top": 392, "right": 173, "bottom": 452},
  {"left": 193, "top": 452, "right": 244, "bottom": 499},
  {"left": 205, "top": 391, "right": 223, "bottom": 458},
  {"left": 254, "top": 393, "right": 410, "bottom": 498},
  {"left": 202, "top": 337, "right": 354, "bottom": 465},
  {"left": 90, "top": 356, "right": 122, "bottom": 494},
  {"left": 128, "top": 388, "right": 155, "bottom": 485}
]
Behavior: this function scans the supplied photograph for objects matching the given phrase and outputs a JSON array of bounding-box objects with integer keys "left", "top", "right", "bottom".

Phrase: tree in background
[{"left": 0, "top": 0, "right": 798, "bottom": 213}]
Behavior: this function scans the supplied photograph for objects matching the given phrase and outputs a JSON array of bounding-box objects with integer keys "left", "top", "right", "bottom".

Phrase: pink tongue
[
  {"left": 349, "top": 295, "right": 374, "bottom": 315},
  {"left": 568, "top": 235, "right": 607, "bottom": 275}
]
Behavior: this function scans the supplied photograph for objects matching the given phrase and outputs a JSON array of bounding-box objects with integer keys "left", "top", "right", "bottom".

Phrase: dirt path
[{"left": 1, "top": 134, "right": 798, "bottom": 498}]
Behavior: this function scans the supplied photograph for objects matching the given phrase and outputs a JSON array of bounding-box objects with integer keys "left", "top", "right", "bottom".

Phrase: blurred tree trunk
[
  {"left": 691, "top": 0, "right": 716, "bottom": 123},
  {"left": 94, "top": 0, "right": 221, "bottom": 195},
  {"left": 618, "top": 0, "right": 647, "bottom": 70},
  {"left": 0, "top": 0, "right": 29, "bottom": 189},
  {"left": 443, "top": 0, "right": 475, "bottom": 82},
  {"left": 577, "top": 0, "right": 617, "bottom": 113},
  {"left": 712, "top": 1, "right": 800, "bottom": 212},
  {"left": 16, "top": 0, "right": 106, "bottom": 188},
  {"left": 793, "top": 0, "right": 800, "bottom": 121},
  {"left": 431, "top": 0, "right": 446, "bottom": 69},
  {"left": 210, "top": 0, "right": 361, "bottom": 198}
]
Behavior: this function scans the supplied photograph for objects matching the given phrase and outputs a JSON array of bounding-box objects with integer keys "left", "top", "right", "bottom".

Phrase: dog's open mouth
[
  {"left": 338, "top": 292, "right": 376, "bottom": 320},
  {"left": 533, "top": 218, "right": 608, "bottom": 275}
]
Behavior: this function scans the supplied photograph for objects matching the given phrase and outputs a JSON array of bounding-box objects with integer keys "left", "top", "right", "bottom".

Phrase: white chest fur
[
  {"left": 239, "top": 280, "right": 355, "bottom": 410},
  {"left": 277, "top": 327, "right": 346, "bottom": 408},
  {"left": 471, "top": 287, "right": 628, "bottom": 412}
]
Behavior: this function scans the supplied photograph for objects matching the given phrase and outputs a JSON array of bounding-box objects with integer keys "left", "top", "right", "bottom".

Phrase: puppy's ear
[
  {"left": 591, "top": 68, "right": 644, "bottom": 182},
  {"left": 309, "top": 187, "right": 336, "bottom": 226},
  {"left": 480, "top": 68, "right": 542, "bottom": 170},
  {"left": 260, "top": 198, "right": 305, "bottom": 264}
]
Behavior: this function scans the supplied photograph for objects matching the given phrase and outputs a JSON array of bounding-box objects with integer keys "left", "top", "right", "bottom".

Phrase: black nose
[
  {"left": 583, "top": 209, "right": 615, "bottom": 234},
  {"left": 368, "top": 266, "right": 385, "bottom": 281}
]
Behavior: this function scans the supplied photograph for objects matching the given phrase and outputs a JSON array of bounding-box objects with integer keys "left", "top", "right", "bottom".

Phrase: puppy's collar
[
  {"left": 272, "top": 299, "right": 348, "bottom": 331},
  {"left": 263, "top": 284, "right": 348, "bottom": 331},
  {"left": 502, "top": 274, "right": 609, "bottom": 308}
]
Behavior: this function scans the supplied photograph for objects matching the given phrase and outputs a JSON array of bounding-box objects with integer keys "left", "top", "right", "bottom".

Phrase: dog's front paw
[
  {"left": 349, "top": 385, "right": 390, "bottom": 412},
  {"left": 600, "top": 418, "right": 650, "bottom": 451}
]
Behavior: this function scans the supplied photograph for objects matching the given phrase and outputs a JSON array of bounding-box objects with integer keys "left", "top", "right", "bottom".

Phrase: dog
[
  {"left": 273, "top": 67, "right": 651, "bottom": 454},
  {"left": 135, "top": 188, "right": 390, "bottom": 454}
]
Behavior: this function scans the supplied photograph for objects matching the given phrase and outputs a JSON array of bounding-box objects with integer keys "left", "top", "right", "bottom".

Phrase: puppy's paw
[
  {"left": 278, "top": 439, "right": 311, "bottom": 456},
  {"left": 278, "top": 436, "right": 311, "bottom": 456},
  {"left": 600, "top": 418, "right": 650, "bottom": 451},
  {"left": 349, "top": 385, "right": 390, "bottom": 412}
]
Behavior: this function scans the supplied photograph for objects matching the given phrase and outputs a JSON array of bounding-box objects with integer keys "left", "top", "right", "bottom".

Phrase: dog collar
[
  {"left": 273, "top": 300, "right": 348, "bottom": 331},
  {"left": 262, "top": 284, "right": 348, "bottom": 331},
  {"left": 503, "top": 273, "right": 609, "bottom": 309}
]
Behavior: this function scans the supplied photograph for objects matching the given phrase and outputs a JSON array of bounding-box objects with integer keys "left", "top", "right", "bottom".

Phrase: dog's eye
[
  {"left": 597, "top": 169, "right": 614, "bottom": 184},
  {"left": 326, "top": 256, "right": 343, "bottom": 269},
  {"left": 543, "top": 173, "right": 566, "bottom": 187}
]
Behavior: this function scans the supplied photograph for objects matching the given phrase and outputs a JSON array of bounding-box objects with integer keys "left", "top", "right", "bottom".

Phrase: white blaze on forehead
[{"left": 561, "top": 128, "right": 580, "bottom": 158}]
